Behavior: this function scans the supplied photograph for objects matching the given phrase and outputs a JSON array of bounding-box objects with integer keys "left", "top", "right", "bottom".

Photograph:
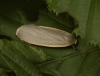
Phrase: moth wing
[
  {"left": 16, "top": 24, "right": 77, "bottom": 47},
  {"left": 39, "top": 26, "right": 77, "bottom": 46}
]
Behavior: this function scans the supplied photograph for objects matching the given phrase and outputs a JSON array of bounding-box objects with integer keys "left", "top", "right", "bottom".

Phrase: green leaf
[
  {"left": 3, "top": 10, "right": 29, "bottom": 24},
  {"left": 0, "top": 56, "right": 10, "bottom": 70},
  {"left": 35, "top": 9, "right": 75, "bottom": 32},
  {"left": 37, "top": 39, "right": 100, "bottom": 76},
  {"left": 0, "top": 40, "right": 42, "bottom": 76},
  {"left": 46, "top": 0, "right": 100, "bottom": 46},
  {"left": 11, "top": 41, "right": 46, "bottom": 62},
  {"left": 0, "top": 10, "right": 30, "bottom": 41},
  {"left": 0, "top": 68, "right": 8, "bottom": 76},
  {"left": 0, "top": 15, "right": 22, "bottom": 40}
]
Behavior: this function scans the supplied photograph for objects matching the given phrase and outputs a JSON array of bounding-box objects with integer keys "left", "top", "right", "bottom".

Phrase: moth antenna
[{"left": 72, "top": 46, "right": 82, "bottom": 58}]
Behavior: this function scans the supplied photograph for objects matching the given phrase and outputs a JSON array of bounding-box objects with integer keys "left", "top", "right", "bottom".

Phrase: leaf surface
[{"left": 46, "top": 0, "right": 100, "bottom": 46}]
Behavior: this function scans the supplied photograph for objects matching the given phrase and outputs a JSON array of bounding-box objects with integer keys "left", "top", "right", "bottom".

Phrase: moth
[{"left": 16, "top": 24, "right": 77, "bottom": 47}]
